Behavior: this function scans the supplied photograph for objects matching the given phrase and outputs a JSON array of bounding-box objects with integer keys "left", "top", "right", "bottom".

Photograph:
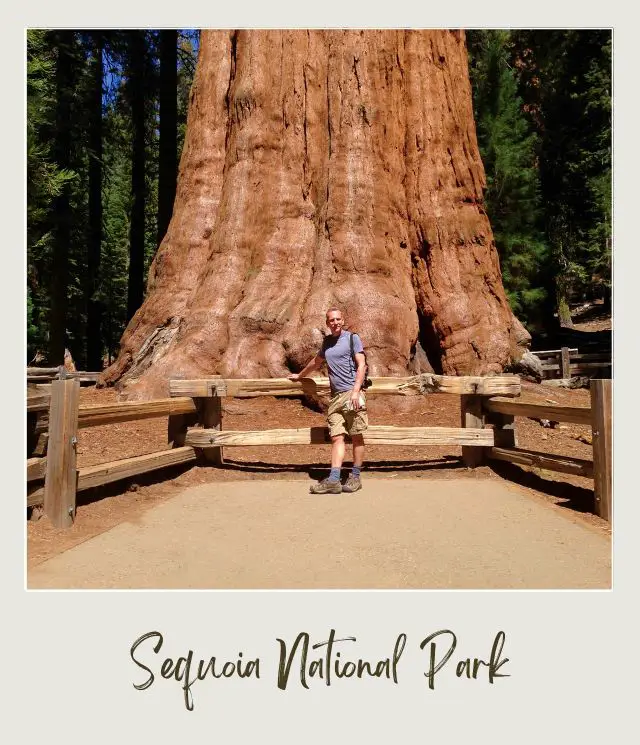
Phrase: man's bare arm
[
  {"left": 352, "top": 352, "right": 366, "bottom": 393},
  {"left": 350, "top": 352, "right": 367, "bottom": 409},
  {"left": 288, "top": 355, "right": 324, "bottom": 381}
]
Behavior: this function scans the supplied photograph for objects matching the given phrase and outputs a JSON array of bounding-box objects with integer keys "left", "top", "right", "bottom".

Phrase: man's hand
[
  {"left": 350, "top": 389, "right": 362, "bottom": 411},
  {"left": 290, "top": 355, "right": 323, "bottom": 382}
]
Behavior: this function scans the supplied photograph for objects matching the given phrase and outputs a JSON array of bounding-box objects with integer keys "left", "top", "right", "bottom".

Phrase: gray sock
[{"left": 328, "top": 467, "right": 341, "bottom": 482}]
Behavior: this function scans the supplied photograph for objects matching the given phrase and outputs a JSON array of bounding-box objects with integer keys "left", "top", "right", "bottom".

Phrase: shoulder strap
[
  {"left": 350, "top": 332, "right": 366, "bottom": 366},
  {"left": 349, "top": 332, "right": 356, "bottom": 375}
]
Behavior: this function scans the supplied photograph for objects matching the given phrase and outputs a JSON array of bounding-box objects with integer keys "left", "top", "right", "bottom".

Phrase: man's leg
[
  {"left": 331, "top": 434, "right": 346, "bottom": 469},
  {"left": 343, "top": 432, "right": 365, "bottom": 493},
  {"left": 351, "top": 433, "right": 364, "bottom": 468},
  {"left": 310, "top": 397, "right": 346, "bottom": 493},
  {"left": 309, "top": 432, "right": 344, "bottom": 493}
]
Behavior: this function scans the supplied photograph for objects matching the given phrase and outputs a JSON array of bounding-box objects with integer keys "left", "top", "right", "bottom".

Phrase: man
[{"left": 288, "top": 308, "right": 368, "bottom": 493}]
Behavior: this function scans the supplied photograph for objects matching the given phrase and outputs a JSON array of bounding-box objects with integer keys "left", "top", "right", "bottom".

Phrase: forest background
[{"left": 26, "top": 29, "right": 612, "bottom": 369}]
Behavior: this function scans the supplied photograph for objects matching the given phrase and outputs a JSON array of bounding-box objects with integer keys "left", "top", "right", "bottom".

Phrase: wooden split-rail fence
[
  {"left": 26, "top": 366, "right": 101, "bottom": 385},
  {"left": 530, "top": 347, "right": 612, "bottom": 379},
  {"left": 26, "top": 372, "right": 612, "bottom": 529}
]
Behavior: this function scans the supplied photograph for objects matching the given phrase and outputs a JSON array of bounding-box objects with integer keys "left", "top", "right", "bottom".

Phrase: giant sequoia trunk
[{"left": 102, "top": 29, "right": 529, "bottom": 398}]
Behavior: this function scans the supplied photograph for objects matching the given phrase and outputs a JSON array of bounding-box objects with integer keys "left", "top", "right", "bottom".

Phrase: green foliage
[
  {"left": 100, "top": 102, "right": 132, "bottom": 359},
  {"left": 27, "top": 30, "right": 77, "bottom": 358},
  {"left": 26, "top": 288, "right": 39, "bottom": 358},
  {"left": 512, "top": 30, "right": 612, "bottom": 320},
  {"left": 26, "top": 29, "right": 199, "bottom": 365},
  {"left": 468, "top": 30, "right": 549, "bottom": 326},
  {"left": 27, "top": 31, "right": 77, "bottom": 234},
  {"left": 469, "top": 29, "right": 611, "bottom": 328}
]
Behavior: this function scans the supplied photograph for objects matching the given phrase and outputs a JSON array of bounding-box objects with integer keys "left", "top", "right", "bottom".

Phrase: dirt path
[{"left": 28, "top": 477, "right": 610, "bottom": 590}]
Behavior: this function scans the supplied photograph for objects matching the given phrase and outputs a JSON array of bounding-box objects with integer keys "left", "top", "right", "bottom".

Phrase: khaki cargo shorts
[{"left": 327, "top": 390, "right": 369, "bottom": 438}]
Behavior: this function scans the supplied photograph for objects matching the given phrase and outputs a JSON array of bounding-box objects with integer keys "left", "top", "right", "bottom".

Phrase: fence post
[
  {"left": 590, "top": 379, "right": 612, "bottom": 522},
  {"left": 486, "top": 410, "right": 516, "bottom": 448},
  {"left": 560, "top": 346, "right": 571, "bottom": 379},
  {"left": 460, "top": 394, "right": 485, "bottom": 467},
  {"left": 198, "top": 392, "right": 224, "bottom": 465},
  {"left": 168, "top": 408, "right": 198, "bottom": 447},
  {"left": 43, "top": 379, "right": 80, "bottom": 528}
]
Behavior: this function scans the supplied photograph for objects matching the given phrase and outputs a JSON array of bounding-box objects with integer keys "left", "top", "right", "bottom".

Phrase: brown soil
[
  {"left": 573, "top": 315, "right": 612, "bottom": 334},
  {"left": 27, "top": 379, "right": 609, "bottom": 569}
]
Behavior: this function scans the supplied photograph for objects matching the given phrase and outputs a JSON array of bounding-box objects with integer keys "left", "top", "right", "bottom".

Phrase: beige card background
[{"left": 4, "top": 2, "right": 634, "bottom": 742}]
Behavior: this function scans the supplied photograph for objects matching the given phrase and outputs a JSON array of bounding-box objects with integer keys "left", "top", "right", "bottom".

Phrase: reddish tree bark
[{"left": 102, "top": 30, "right": 528, "bottom": 398}]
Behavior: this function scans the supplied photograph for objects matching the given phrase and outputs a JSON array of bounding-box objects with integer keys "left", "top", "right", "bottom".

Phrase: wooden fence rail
[
  {"left": 28, "top": 393, "right": 198, "bottom": 427},
  {"left": 483, "top": 398, "right": 592, "bottom": 425},
  {"left": 77, "top": 397, "right": 197, "bottom": 428},
  {"left": 530, "top": 347, "right": 611, "bottom": 379},
  {"left": 488, "top": 447, "right": 594, "bottom": 478},
  {"left": 169, "top": 374, "right": 522, "bottom": 399},
  {"left": 185, "top": 425, "right": 493, "bottom": 448},
  {"left": 27, "top": 447, "right": 197, "bottom": 509},
  {"left": 27, "top": 366, "right": 101, "bottom": 385}
]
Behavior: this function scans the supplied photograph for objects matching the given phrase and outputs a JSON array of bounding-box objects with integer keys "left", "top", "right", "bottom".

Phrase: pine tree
[
  {"left": 101, "top": 90, "right": 132, "bottom": 363},
  {"left": 158, "top": 30, "right": 178, "bottom": 247},
  {"left": 49, "top": 30, "right": 78, "bottom": 363},
  {"left": 468, "top": 30, "right": 548, "bottom": 328},
  {"left": 125, "top": 30, "right": 147, "bottom": 322},
  {"left": 86, "top": 31, "right": 104, "bottom": 370},
  {"left": 581, "top": 34, "right": 612, "bottom": 307},
  {"left": 27, "top": 30, "right": 76, "bottom": 360},
  {"left": 27, "top": 29, "right": 200, "bottom": 365},
  {"left": 513, "top": 30, "right": 612, "bottom": 326}
]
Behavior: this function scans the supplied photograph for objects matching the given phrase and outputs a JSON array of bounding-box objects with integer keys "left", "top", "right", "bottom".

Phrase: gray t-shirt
[{"left": 319, "top": 330, "right": 364, "bottom": 393}]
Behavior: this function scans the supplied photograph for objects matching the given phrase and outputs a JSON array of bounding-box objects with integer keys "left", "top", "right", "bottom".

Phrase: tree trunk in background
[
  {"left": 102, "top": 30, "right": 527, "bottom": 398},
  {"left": 48, "top": 31, "right": 75, "bottom": 365},
  {"left": 556, "top": 286, "right": 574, "bottom": 328},
  {"left": 158, "top": 30, "right": 178, "bottom": 247},
  {"left": 127, "top": 30, "right": 146, "bottom": 322},
  {"left": 86, "top": 31, "right": 103, "bottom": 370}
]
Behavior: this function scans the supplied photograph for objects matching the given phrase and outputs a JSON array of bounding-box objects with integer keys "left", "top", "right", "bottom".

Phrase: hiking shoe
[
  {"left": 342, "top": 475, "right": 362, "bottom": 493},
  {"left": 310, "top": 478, "right": 342, "bottom": 494}
]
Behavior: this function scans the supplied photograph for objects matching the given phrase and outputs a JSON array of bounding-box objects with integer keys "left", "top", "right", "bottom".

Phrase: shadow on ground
[
  {"left": 488, "top": 461, "right": 595, "bottom": 514},
  {"left": 223, "top": 455, "right": 463, "bottom": 479},
  {"left": 28, "top": 455, "right": 596, "bottom": 521},
  {"left": 28, "top": 457, "right": 466, "bottom": 516}
]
